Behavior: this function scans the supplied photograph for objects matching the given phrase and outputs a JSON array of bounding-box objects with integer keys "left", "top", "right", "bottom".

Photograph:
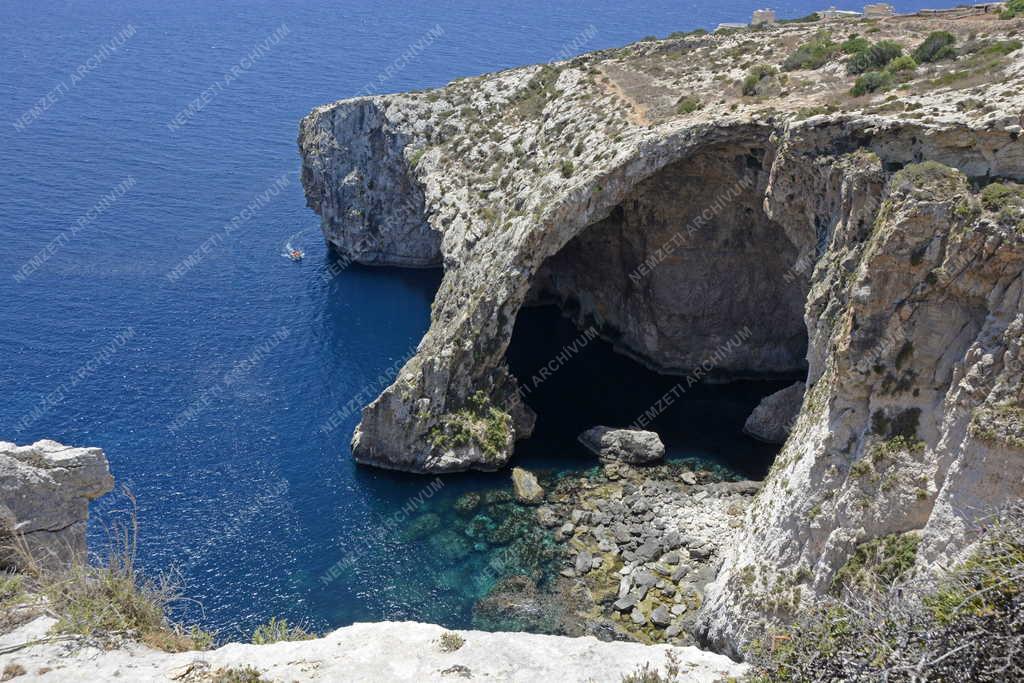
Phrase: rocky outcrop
[
  {"left": 697, "top": 154, "right": 1024, "bottom": 656},
  {"left": 742, "top": 382, "right": 805, "bottom": 444},
  {"left": 578, "top": 427, "right": 665, "bottom": 464},
  {"left": 0, "top": 440, "right": 114, "bottom": 569},
  {"left": 300, "top": 7, "right": 1024, "bottom": 657},
  {"left": 0, "top": 618, "right": 747, "bottom": 682},
  {"left": 511, "top": 467, "right": 544, "bottom": 504}
]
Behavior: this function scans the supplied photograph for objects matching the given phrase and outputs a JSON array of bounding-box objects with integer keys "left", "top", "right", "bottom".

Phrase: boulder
[
  {"left": 578, "top": 427, "right": 665, "bottom": 464},
  {"left": 511, "top": 467, "right": 544, "bottom": 504},
  {"left": 742, "top": 382, "right": 805, "bottom": 444},
  {"left": 0, "top": 440, "right": 114, "bottom": 569}
]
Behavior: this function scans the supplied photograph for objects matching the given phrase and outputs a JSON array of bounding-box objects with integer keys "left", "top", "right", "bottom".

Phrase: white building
[
  {"left": 820, "top": 6, "right": 862, "bottom": 19},
  {"left": 752, "top": 9, "right": 777, "bottom": 25},
  {"left": 864, "top": 3, "right": 896, "bottom": 18}
]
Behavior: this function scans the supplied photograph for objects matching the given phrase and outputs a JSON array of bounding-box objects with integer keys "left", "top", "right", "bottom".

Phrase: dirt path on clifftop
[{"left": 597, "top": 65, "right": 652, "bottom": 127}]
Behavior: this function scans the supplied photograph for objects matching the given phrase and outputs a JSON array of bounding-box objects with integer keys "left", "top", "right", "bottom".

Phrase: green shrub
[
  {"left": 783, "top": 31, "right": 839, "bottom": 71},
  {"left": 742, "top": 64, "right": 779, "bottom": 96},
  {"left": 408, "top": 147, "right": 426, "bottom": 169},
  {"left": 977, "top": 39, "right": 1023, "bottom": 56},
  {"left": 885, "top": 55, "right": 918, "bottom": 73},
  {"left": 851, "top": 70, "right": 892, "bottom": 96},
  {"left": 437, "top": 630, "right": 465, "bottom": 652},
  {"left": 251, "top": 616, "right": 315, "bottom": 644},
  {"left": 841, "top": 35, "right": 870, "bottom": 54},
  {"left": 675, "top": 95, "right": 701, "bottom": 114},
  {"left": 1001, "top": 0, "right": 1024, "bottom": 18},
  {"left": 847, "top": 40, "right": 903, "bottom": 74},
  {"left": 752, "top": 503, "right": 1024, "bottom": 682},
  {"left": 779, "top": 12, "right": 820, "bottom": 24},
  {"left": 210, "top": 667, "right": 269, "bottom": 683},
  {"left": 914, "top": 31, "right": 957, "bottom": 63},
  {"left": 980, "top": 182, "right": 1024, "bottom": 211},
  {"left": 832, "top": 533, "right": 921, "bottom": 593},
  {"left": 560, "top": 159, "right": 575, "bottom": 178}
]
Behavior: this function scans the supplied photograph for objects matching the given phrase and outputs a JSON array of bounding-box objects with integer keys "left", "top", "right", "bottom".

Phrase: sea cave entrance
[{"left": 505, "top": 142, "right": 811, "bottom": 480}]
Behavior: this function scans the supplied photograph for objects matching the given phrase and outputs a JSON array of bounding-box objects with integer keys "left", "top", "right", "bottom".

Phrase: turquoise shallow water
[{"left": 0, "top": 0, "right": 936, "bottom": 639}]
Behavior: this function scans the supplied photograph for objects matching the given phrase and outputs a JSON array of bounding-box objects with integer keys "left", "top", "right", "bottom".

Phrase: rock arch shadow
[{"left": 505, "top": 143, "right": 812, "bottom": 479}]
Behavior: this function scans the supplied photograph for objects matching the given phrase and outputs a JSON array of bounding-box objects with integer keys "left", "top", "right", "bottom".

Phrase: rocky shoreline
[{"left": 490, "top": 460, "right": 761, "bottom": 646}]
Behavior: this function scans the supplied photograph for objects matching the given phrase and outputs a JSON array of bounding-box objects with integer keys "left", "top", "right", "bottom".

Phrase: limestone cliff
[
  {"left": 300, "top": 7, "right": 1024, "bottom": 655},
  {"left": 0, "top": 439, "right": 114, "bottom": 570}
]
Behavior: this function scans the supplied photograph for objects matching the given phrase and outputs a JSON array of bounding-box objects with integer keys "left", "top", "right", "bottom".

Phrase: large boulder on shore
[
  {"left": 578, "top": 427, "right": 665, "bottom": 464},
  {"left": 511, "top": 467, "right": 545, "bottom": 504},
  {"left": 742, "top": 382, "right": 805, "bottom": 444},
  {"left": 0, "top": 439, "right": 114, "bottom": 569}
]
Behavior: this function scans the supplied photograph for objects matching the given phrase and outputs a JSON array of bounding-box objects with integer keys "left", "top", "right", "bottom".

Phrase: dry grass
[{"left": 0, "top": 489, "right": 213, "bottom": 652}]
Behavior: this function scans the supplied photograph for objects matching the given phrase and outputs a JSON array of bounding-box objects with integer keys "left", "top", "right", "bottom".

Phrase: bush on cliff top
[
  {"left": 1001, "top": 0, "right": 1024, "bottom": 19},
  {"left": 782, "top": 31, "right": 838, "bottom": 71},
  {"left": 742, "top": 64, "right": 779, "bottom": 96},
  {"left": 846, "top": 40, "right": 903, "bottom": 75},
  {"left": 913, "top": 31, "right": 957, "bottom": 63},
  {"left": 751, "top": 503, "right": 1024, "bottom": 682}
]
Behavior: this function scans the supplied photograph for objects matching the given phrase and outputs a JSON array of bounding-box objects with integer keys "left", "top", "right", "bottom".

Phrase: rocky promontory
[
  {"left": 300, "top": 6, "right": 1024, "bottom": 658},
  {"left": 0, "top": 440, "right": 114, "bottom": 570}
]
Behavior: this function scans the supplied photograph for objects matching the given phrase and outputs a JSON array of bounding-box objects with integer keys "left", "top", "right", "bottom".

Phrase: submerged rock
[
  {"left": 578, "top": 427, "right": 665, "bottom": 465},
  {"left": 742, "top": 382, "right": 805, "bottom": 444},
  {"left": 511, "top": 467, "right": 545, "bottom": 504},
  {"left": 454, "top": 492, "right": 482, "bottom": 516}
]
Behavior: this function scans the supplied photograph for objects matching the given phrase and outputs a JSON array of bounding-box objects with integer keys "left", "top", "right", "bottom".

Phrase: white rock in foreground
[{"left": 0, "top": 618, "right": 745, "bottom": 682}]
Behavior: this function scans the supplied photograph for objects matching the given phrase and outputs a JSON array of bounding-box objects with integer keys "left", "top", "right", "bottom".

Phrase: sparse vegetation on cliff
[
  {"left": 782, "top": 31, "right": 838, "bottom": 71},
  {"left": 5, "top": 494, "right": 215, "bottom": 653},
  {"left": 428, "top": 391, "right": 512, "bottom": 462},
  {"left": 752, "top": 505, "right": 1024, "bottom": 682},
  {"left": 742, "top": 64, "right": 779, "bottom": 96},
  {"left": 251, "top": 616, "right": 315, "bottom": 644}
]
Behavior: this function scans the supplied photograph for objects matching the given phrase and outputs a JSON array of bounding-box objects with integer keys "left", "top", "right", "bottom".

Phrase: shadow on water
[{"left": 506, "top": 305, "right": 794, "bottom": 481}]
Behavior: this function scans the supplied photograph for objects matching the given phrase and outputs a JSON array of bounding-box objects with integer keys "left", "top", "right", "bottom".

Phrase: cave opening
[
  {"left": 506, "top": 306, "right": 790, "bottom": 480},
  {"left": 505, "top": 144, "right": 811, "bottom": 481}
]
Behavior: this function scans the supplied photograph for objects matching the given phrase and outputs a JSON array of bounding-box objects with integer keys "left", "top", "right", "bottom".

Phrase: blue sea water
[{"left": 0, "top": 0, "right": 937, "bottom": 638}]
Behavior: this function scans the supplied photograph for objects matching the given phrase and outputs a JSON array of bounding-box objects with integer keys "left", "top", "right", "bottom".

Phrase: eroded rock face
[
  {"left": 697, "top": 153, "right": 1024, "bottom": 657},
  {"left": 0, "top": 440, "right": 114, "bottom": 569},
  {"left": 299, "top": 99, "right": 441, "bottom": 267},
  {"left": 529, "top": 147, "right": 809, "bottom": 377},
  {"left": 300, "top": 10, "right": 1024, "bottom": 657},
  {"left": 742, "top": 382, "right": 805, "bottom": 444},
  {"left": 578, "top": 427, "right": 665, "bottom": 464}
]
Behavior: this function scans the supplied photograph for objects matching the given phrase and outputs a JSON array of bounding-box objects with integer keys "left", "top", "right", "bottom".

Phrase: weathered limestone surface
[
  {"left": 0, "top": 440, "right": 114, "bottom": 569},
  {"left": 0, "top": 618, "right": 747, "bottom": 682},
  {"left": 743, "top": 382, "right": 805, "bottom": 444},
  {"left": 698, "top": 149, "right": 1024, "bottom": 656},
  {"left": 300, "top": 8, "right": 1024, "bottom": 656},
  {"left": 578, "top": 426, "right": 666, "bottom": 464}
]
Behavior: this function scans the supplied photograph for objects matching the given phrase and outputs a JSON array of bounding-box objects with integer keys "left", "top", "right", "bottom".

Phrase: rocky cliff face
[
  {"left": 0, "top": 440, "right": 114, "bottom": 570},
  {"left": 300, "top": 8, "right": 1024, "bottom": 655}
]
